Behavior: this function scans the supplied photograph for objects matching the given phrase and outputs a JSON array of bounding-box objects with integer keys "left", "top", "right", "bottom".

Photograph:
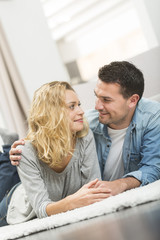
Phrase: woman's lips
[{"left": 74, "top": 119, "right": 83, "bottom": 122}]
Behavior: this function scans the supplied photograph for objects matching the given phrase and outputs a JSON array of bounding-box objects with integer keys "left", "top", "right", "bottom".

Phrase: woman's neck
[{"left": 51, "top": 137, "right": 76, "bottom": 173}]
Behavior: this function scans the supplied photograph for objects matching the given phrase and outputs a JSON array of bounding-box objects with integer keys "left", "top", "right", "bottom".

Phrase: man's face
[{"left": 94, "top": 79, "right": 134, "bottom": 129}]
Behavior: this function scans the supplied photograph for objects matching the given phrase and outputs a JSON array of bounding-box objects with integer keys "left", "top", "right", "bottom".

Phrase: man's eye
[{"left": 103, "top": 99, "right": 110, "bottom": 102}]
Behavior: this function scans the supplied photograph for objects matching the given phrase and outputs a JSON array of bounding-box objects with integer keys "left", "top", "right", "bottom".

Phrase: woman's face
[{"left": 65, "top": 90, "right": 84, "bottom": 133}]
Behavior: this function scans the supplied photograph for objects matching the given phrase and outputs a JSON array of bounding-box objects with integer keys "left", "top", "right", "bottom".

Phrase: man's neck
[{"left": 108, "top": 108, "right": 136, "bottom": 130}]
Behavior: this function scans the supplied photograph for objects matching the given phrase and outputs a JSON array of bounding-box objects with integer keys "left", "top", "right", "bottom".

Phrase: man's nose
[{"left": 95, "top": 98, "right": 104, "bottom": 110}]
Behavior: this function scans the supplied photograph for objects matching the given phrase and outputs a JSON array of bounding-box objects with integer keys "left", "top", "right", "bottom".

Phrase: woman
[{"left": 0, "top": 81, "right": 109, "bottom": 227}]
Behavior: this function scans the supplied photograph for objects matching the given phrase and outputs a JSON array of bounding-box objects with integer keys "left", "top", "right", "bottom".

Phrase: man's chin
[{"left": 99, "top": 116, "right": 109, "bottom": 125}]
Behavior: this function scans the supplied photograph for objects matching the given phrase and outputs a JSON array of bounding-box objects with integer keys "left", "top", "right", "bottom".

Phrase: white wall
[
  {"left": 132, "top": 0, "right": 159, "bottom": 48},
  {"left": 129, "top": 46, "right": 160, "bottom": 98},
  {"left": 143, "top": 0, "right": 160, "bottom": 44},
  {"left": 0, "top": 0, "right": 69, "bottom": 100},
  {"left": 0, "top": 0, "right": 159, "bottom": 109},
  {"left": 74, "top": 0, "right": 160, "bottom": 111}
]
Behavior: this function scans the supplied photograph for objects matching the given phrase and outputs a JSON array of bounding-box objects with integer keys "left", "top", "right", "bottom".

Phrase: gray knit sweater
[{"left": 15, "top": 129, "right": 101, "bottom": 219}]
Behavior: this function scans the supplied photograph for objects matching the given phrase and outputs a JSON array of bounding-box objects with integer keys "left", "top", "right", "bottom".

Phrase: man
[
  {"left": 0, "top": 128, "right": 20, "bottom": 202},
  {"left": 10, "top": 61, "right": 160, "bottom": 197}
]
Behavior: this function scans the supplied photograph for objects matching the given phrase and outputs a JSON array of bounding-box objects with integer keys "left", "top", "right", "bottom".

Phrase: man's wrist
[{"left": 119, "top": 177, "right": 141, "bottom": 191}]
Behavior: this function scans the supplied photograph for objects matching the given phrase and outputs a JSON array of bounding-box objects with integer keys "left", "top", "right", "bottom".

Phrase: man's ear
[{"left": 128, "top": 94, "right": 139, "bottom": 108}]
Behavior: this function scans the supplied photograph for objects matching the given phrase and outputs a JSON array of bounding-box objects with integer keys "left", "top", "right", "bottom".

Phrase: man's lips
[{"left": 99, "top": 112, "right": 109, "bottom": 116}]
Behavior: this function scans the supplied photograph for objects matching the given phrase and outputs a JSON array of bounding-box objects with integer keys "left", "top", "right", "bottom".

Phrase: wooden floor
[{"left": 18, "top": 200, "right": 160, "bottom": 240}]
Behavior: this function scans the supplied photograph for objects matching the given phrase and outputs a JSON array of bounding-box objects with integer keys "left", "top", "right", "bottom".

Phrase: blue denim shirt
[{"left": 85, "top": 98, "right": 160, "bottom": 186}]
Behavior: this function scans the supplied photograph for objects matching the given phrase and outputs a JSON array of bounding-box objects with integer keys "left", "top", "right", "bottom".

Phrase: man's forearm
[
  {"left": 95, "top": 177, "right": 141, "bottom": 197},
  {"left": 118, "top": 177, "right": 141, "bottom": 192}
]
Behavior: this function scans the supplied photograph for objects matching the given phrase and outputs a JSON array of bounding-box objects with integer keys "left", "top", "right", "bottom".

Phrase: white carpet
[{"left": 0, "top": 179, "right": 160, "bottom": 240}]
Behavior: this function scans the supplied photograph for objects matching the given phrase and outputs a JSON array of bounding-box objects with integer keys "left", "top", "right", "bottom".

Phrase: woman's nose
[{"left": 77, "top": 106, "right": 84, "bottom": 115}]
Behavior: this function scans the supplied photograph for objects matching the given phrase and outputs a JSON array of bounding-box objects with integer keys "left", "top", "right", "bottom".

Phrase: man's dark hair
[{"left": 98, "top": 61, "right": 144, "bottom": 99}]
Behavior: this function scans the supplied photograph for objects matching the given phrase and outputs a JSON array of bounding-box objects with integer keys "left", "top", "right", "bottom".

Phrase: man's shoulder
[
  {"left": 85, "top": 109, "right": 100, "bottom": 130},
  {"left": 137, "top": 98, "right": 160, "bottom": 114},
  {"left": 85, "top": 109, "right": 105, "bottom": 134},
  {"left": 133, "top": 98, "right": 160, "bottom": 126}
]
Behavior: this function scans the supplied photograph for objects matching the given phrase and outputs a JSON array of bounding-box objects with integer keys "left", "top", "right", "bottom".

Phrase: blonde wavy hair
[{"left": 26, "top": 81, "right": 88, "bottom": 168}]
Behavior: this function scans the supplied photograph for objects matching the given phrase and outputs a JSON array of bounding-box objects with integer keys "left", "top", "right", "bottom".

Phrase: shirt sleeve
[
  {"left": 124, "top": 109, "right": 160, "bottom": 186},
  {"left": 17, "top": 143, "right": 52, "bottom": 218},
  {"left": 79, "top": 129, "right": 102, "bottom": 186}
]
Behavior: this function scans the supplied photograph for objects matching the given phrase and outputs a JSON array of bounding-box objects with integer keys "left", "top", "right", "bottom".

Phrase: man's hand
[
  {"left": 9, "top": 139, "right": 25, "bottom": 166},
  {"left": 95, "top": 177, "right": 141, "bottom": 196},
  {"left": 66, "top": 179, "right": 112, "bottom": 210}
]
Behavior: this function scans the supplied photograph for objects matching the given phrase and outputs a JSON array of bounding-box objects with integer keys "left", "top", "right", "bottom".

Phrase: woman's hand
[
  {"left": 67, "top": 179, "right": 111, "bottom": 209},
  {"left": 46, "top": 179, "right": 111, "bottom": 216},
  {"left": 9, "top": 139, "right": 25, "bottom": 166}
]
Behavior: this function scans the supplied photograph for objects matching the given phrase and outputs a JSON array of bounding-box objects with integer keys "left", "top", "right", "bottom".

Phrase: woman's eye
[
  {"left": 69, "top": 105, "right": 75, "bottom": 110},
  {"left": 68, "top": 102, "right": 81, "bottom": 109}
]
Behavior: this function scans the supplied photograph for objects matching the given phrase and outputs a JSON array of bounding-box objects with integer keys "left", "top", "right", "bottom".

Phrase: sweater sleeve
[
  {"left": 80, "top": 129, "right": 102, "bottom": 186},
  {"left": 17, "top": 142, "right": 52, "bottom": 218}
]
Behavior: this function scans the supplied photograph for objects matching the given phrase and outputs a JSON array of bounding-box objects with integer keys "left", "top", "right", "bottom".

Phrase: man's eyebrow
[{"left": 94, "top": 90, "right": 112, "bottom": 99}]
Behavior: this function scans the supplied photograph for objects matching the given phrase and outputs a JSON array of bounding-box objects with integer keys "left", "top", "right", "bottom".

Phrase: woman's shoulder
[
  {"left": 16, "top": 140, "right": 37, "bottom": 158},
  {"left": 79, "top": 128, "right": 94, "bottom": 144},
  {"left": 86, "top": 128, "right": 94, "bottom": 138}
]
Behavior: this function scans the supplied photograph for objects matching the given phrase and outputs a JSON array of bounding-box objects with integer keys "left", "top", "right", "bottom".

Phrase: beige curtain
[{"left": 0, "top": 21, "right": 30, "bottom": 138}]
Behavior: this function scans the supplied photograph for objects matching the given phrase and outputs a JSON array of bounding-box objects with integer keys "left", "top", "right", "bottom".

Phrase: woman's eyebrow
[{"left": 66, "top": 101, "right": 77, "bottom": 105}]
